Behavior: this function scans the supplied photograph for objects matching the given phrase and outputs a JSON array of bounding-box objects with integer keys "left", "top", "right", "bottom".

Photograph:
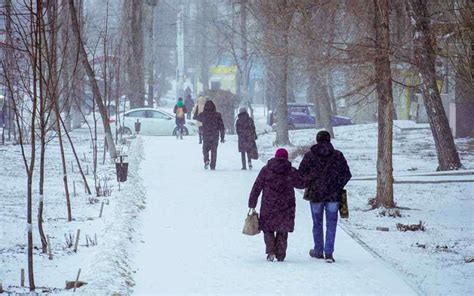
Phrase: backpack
[{"left": 176, "top": 107, "right": 184, "bottom": 118}]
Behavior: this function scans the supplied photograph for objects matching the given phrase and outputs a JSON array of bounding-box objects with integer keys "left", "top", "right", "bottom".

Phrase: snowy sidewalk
[{"left": 133, "top": 135, "right": 416, "bottom": 295}]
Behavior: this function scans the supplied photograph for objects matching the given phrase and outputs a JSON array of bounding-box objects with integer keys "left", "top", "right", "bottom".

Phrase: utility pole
[{"left": 176, "top": 4, "right": 185, "bottom": 99}]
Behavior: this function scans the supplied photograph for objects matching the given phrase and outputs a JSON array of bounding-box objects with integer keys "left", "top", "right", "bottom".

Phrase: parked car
[
  {"left": 110, "top": 108, "right": 198, "bottom": 136},
  {"left": 268, "top": 103, "right": 352, "bottom": 130}
]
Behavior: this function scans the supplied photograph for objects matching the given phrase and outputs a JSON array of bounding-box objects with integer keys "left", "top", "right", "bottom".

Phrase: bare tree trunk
[
  {"left": 240, "top": 0, "right": 249, "bottom": 106},
  {"left": 59, "top": 116, "right": 92, "bottom": 195},
  {"left": 406, "top": 0, "right": 462, "bottom": 171},
  {"left": 314, "top": 74, "right": 334, "bottom": 137},
  {"left": 146, "top": 0, "right": 158, "bottom": 107},
  {"left": 125, "top": 0, "right": 145, "bottom": 108},
  {"left": 68, "top": 0, "right": 117, "bottom": 159},
  {"left": 199, "top": 0, "right": 210, "bottom": 91},
  {"left": 53, "top": 83, "right": 73, "bottom": 222},
  {"left": 374, "top": 0, "right": 395, "bottom": 208},
  {"left": 4, "top": 0, "right": 15, "bottom": 142}
]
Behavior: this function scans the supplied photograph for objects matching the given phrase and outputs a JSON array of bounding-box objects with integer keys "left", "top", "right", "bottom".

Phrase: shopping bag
[
  {"left": 242, "top": 209, "right": 260, "bottom": 235},
  {"left": 339, "top": 189, "right": 349, "bottom": 219}
]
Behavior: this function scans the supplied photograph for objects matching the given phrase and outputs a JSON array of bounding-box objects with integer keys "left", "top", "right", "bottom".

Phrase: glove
[{"left": 221, "top": 138, "right": 225, "bottom": 143}]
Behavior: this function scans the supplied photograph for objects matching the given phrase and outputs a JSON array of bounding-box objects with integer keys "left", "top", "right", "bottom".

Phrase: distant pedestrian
[
  {"left": 173, "top": 98, "right": 187, "bottom": 139},
  {"left": 196, "top": 100, "right": 225, "bottom": 170},
  {"left": 235, "top": 107, "right": 258, "bottom": 170},
  {"left": 298, "top": 130, "right": 352, "bottom": 263},
  {"left": 248, "top": 148, "right": 305, "bottom": 262},
  {"left": 185, "top": 94, "right": 195, "bottom": 120},
  {"left": 192, "top": 96, "right": 206, "bottom": 144}
]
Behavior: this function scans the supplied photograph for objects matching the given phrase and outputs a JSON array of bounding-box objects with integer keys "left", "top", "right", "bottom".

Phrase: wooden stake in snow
[
  {"left": 99, "top": 201, "right": 105, "bottom": 218},
  {"left": 47, "top": 235, "right": 53, "bottom": 260},
  {"left": 21, "top": 268, "right": 25, "bottom": 287},
  {"left": 73, "top": 229, "right": 81, "bottom": 253},
  {"left": 73, "top": 268, "right": 81, "bottom": 292}
]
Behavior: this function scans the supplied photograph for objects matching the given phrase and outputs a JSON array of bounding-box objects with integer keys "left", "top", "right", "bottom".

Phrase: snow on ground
[
  {"left": 256, "top": 120, "right": 474, "bottom": 296},
  {"left": 133, "top": 135, "right": 415, "bottom": 295},
  {"left": 0, "top": 126, "right": 144, "bottom": 295},
  {"left": 1, "top": 105, "right": 472, "bottom": 295}
]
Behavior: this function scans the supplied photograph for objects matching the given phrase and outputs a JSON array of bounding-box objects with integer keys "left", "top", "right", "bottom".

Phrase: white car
[{"left": 111, "top": 108, "right": 198, "bottom": 136}]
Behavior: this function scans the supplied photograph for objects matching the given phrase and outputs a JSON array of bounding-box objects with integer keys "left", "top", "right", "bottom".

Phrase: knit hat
[
  {"left": 316, "top": 130, "right": 331, "bottom": 143},
  {"left": 275, "top": 148, "right": 288, "bottom": 159},
  {"left": 239, "top": 107, "right": 247, "bottom": 114}
]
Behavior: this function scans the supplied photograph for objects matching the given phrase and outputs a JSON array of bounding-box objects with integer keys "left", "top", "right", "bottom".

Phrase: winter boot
[
  {"left": 204, "top": 161, "right": 210, "bottom": 170},
  {"left": 266, "top": 254, "right": 275, "bottom": 262},
  {"left": 325, "top": 254, "right": 335, "bottom": 263},
  {"left": 248, "top": 161, "right": 253, "bottom": 169},
  {"left": 309, "top": 249, "right": 324, "bottom": 259}
]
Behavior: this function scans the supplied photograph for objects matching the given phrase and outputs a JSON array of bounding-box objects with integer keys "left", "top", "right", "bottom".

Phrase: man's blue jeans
[{"left": 310, "top": 202, "right": 339, "bottom": 256}]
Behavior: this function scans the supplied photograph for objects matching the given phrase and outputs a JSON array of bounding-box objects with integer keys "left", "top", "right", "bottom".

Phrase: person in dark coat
[
  {"left": 235, "top": 107, "right": 258, "bottom": 170},
  {"left": 173, "top": 98, "right": 187, "bottom": 138},
  {"left": 196, "top": 100, "right": 225, "bottom": 170},
  {"left": 298, "top": 130, "right": 352, "bottom": 263},
  {"left": 184, "top": 95, "right": 195, "bottom": 119},
  {"left": 248, "top": 148, "right": 305, "bottom": 262}
]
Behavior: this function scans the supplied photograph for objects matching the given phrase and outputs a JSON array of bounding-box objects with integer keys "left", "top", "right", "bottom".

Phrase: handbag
[
  {"left": 339, "top": 189, "right": 349, "bottom": 219},
  {"left": 248, "top": 141, "right": 259, "bottom": 160},
  {"left": 242, "top": 208, "right": 260, "bottom": 236}
]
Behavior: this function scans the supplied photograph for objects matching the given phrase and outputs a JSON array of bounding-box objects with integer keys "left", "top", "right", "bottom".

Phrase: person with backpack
[
  {"left": 196, "top": 100, "right": 225, "bottom": 170},
  {"left": 173, "top": 98, "right": 187, "bottom": 139},
  {"left": 235, "top": 107, "right": 258, "bottom": 170},
  {"left": 185, "top": 94, "right": 195, "bottom": 119},
  {"left": 298, "top": 130, "right": 352, "bottom": 263},
  {"left": 248, "top": 148, "right": 305, "bottom": 262},
  {"left": 192, "top": 96, "right": 207, "bottom": 144}
]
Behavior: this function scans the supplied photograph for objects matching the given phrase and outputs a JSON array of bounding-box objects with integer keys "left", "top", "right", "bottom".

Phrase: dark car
[{"left": 268, "top": 103, "right": 352, "bottom": 130}]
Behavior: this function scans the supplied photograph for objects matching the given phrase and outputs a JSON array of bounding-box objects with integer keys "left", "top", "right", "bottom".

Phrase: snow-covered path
[{"left": 133, "top": 135, "right": 416, "bottom": 295}]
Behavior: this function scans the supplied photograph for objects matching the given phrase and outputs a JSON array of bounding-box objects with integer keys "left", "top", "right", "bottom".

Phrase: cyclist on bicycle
[{"left": 174, "top": 97, "right": 188, "bottom": 139}]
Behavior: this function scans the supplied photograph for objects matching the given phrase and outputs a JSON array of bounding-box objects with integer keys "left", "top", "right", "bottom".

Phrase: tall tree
[
  {"left": 145, "top": 0, "right": 158, "bottom": 107},
  {"left": 68, "top": 0, "right": 117, "bottom": 159},
  {"left": 406, "top": 0, "right": 462, "bottom": 171},
  {"left": 254, "top": 0, "right": 295, "bottom": 145},
  {"left": 124, "top": 0, "right": 145, "bottom": 108},
  {"left": 374, "top": 0, "right": 395, "bottom": 208}
]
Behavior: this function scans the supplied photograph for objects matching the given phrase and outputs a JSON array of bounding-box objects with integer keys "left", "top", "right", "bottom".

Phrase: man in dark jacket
[
  {"left": 298, "top": 130, "right": 351, "bottom": 263},
  {"left": 235, "top": 107, "right": 258, "bottom": 170},
  {"left": 197, "top": 100, "right": 225, "bottom": 170},
  {"left": 249, "top": 148, "right": 305, "bottom": 262},
  {"left": 184, "top": 95, "right": 195, "bottom": 119}
]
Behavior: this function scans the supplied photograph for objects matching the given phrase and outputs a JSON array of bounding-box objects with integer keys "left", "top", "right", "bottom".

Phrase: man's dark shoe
[
  {"left": 325, "top": 254, "right": 335, "bottom": 263},
  {"left": 266, "top": 254, "right": 275, "bottom": 262},
  {"left": 204, "top": 161, "right": 210, "bottom": 170},
  {"left": 309, "top": 249, "right": 324, "bottom": 259}
]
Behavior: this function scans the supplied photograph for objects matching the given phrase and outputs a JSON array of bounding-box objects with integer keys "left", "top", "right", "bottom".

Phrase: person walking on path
[
  {"left": 235, "top": 107, "right": 258, "bottom": 170},
  {"left": 298, "top": 130, "right": 352, "bottom": 263},
  {"left": 173, "top": 98, "right": 188, "bottom": 139},
  {"left": 192, "top": 96, "right": 207, "bottom": 144},
  {"left": 196, "top": 100, "right": 225, "bottom": 170},
  {"left": 185, "top": 94, "right": 195, "bottom": 120},
  {"left": 248, "top": 148, "right": 305, "bottom": 262}
]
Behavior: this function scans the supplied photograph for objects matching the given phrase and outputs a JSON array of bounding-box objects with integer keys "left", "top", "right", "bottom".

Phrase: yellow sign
[{"left": 209, "top": 66, "right": 237, "bottom": 75}]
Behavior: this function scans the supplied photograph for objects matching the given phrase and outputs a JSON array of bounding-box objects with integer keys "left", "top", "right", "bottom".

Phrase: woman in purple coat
[{"left": 248, "top": 148, "right": 305, "bottom": 262}]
